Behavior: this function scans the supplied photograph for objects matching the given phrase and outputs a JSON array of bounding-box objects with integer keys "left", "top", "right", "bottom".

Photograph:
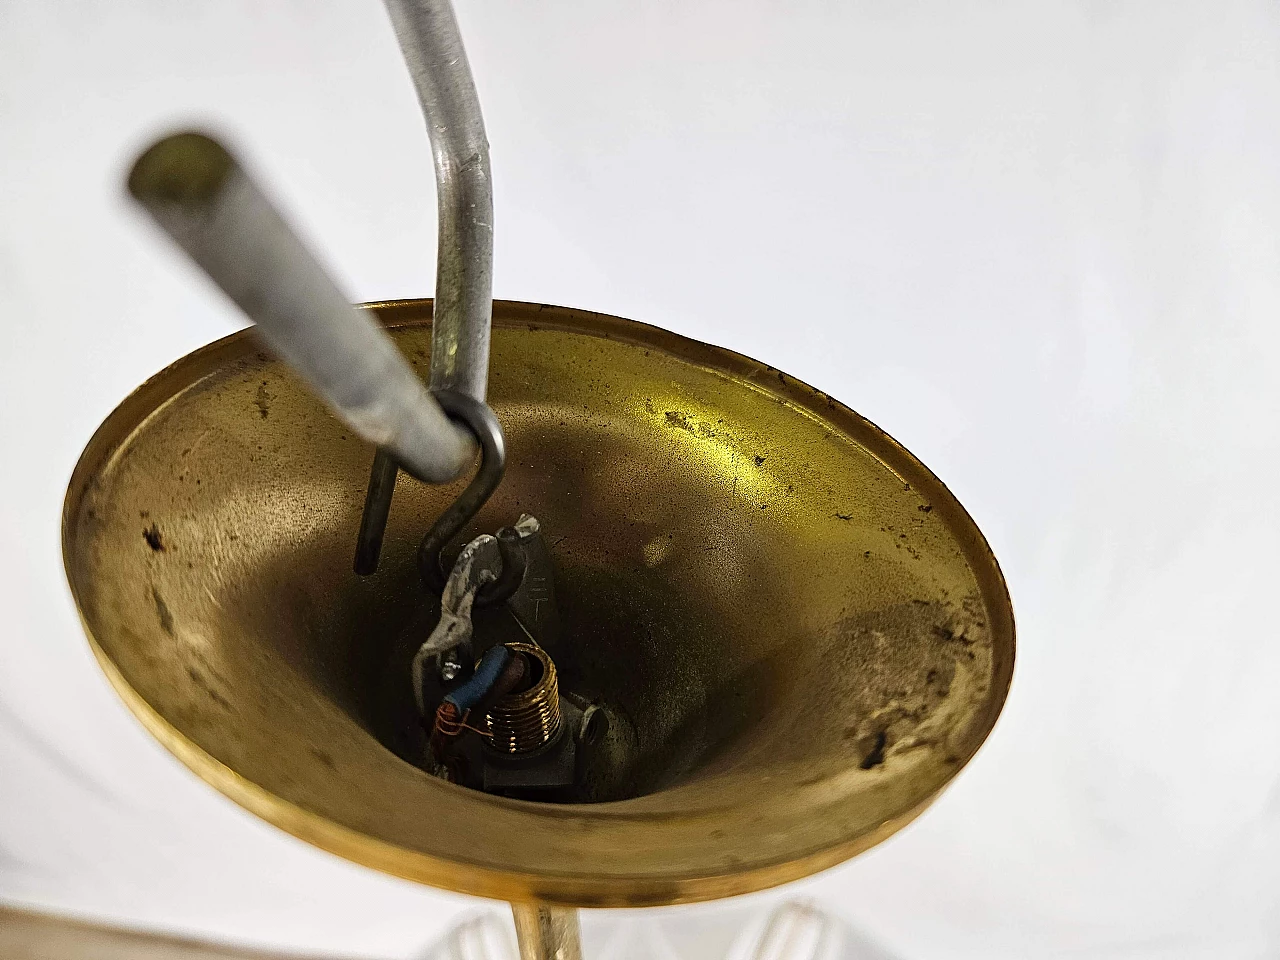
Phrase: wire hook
[
  {"left": 414, "top": 390, "right": 525, "bottom": 605},
  {"left": 354, "top": 390, "right": 524, "bottom": 606}
]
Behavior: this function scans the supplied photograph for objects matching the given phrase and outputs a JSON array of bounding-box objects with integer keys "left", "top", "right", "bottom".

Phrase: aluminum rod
[
  {"left": 127, "top": 131, "right": 473, "bottom": 484},
  {"left": 383, "top": 0, "right": 494, "bottom": 401},
  {"left": 356, "top": 0, "right": 497, "bottom": 574}
]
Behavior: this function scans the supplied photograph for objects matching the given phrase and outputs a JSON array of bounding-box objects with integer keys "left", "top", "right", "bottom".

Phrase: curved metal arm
[
  {"left": 127, "top": 131, "right": 473, "bottom": 485},
  {"left": 357, "top": 0, "right": 497, "bottom": 573},
  {"left": 384, "top": 0, "right": 493, "bottom": 401}
]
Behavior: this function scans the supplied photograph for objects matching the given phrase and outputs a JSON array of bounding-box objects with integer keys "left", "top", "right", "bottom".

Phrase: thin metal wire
[
  {"left": 353, "top": 448, "right": 401, "bottom": 574},
  {"left": 435, "top": 703, "right": 492, "bottom": 738}
]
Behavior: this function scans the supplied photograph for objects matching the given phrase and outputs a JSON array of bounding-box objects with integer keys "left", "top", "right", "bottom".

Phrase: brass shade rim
[
  {"left": 82, "top": 634, "right": 944, "bottom": 906},
  {"left": 63, "top": 299, "right": 1014, "bottom": 907}
]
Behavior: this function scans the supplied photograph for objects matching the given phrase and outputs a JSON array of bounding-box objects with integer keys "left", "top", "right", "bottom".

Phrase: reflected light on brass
[{"left": 62, "top": 299, "right": 1013, "bottom": 908}]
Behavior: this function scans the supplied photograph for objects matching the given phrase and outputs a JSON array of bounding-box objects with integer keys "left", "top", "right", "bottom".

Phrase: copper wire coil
[{"left": 485, "top": 642, "right": 562, "bottom": 754}]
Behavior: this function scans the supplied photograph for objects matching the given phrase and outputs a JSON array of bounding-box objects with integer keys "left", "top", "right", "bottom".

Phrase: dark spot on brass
[
  {"left": 185, "top": 666, "right": 232, "bottom": 710},
  {"left": 254, "top": 382, "right": 272, "bottom": 419},
  {"left": 664, "top": 410, "right": 695, "bottom": 432},
  {"left": 152, "top": 587, "right": 174, "bottom": 636},
  {"left": 143, "top": 524, "right": 164, "bottom": 551},
  {"left": 860, "top": 730, "right": 888, "bottom": 769},
  {"left": 311, "top": 747, "right": 337, "bottom": 769}
]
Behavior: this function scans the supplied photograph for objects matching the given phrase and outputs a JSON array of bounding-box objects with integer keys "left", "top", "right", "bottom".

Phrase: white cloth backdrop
[{"left": 2, "top": 1, "right": 1279, "bottom": 957}]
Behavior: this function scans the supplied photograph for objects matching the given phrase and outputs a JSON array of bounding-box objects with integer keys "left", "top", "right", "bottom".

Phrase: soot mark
[
  {"left": 310, "top": 747, "right": 337, "bottom": 769},
  {"left": 152, "top": 587, "right": 174, "bottom": 636},
  {"left": 255, "top": 382, "right": 273, "bottom": 419},
  {"left": 186, "top": 666, "right": 232, "bottom": 711},
  {"left": 665, "top": 410, "right": 695, "bottom": 433},
  {"left": 143, "top": 524, "right": 164, "bottom": 552},
  {"left": 860, "top": 730, "right": 888, "bottom": 769}
]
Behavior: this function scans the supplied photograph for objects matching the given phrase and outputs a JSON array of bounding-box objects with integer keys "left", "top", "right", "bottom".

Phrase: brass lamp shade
[{"left": 62, "top": 300, "right": 1013, "bottom": 908}]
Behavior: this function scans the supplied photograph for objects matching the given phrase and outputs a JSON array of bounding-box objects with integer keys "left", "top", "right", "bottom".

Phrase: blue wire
[{"left": 443, "top": 644, "right": 512, "bottom": 713}]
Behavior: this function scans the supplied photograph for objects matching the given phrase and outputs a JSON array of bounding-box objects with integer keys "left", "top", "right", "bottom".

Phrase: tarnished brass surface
[{"left": 63, "top": 299, "right": 1013, "bottom": 907}]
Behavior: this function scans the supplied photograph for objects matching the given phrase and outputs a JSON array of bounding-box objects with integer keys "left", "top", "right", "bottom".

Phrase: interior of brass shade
[{"left": 62, "top": 299, "right": 1014, "bottom": 907}]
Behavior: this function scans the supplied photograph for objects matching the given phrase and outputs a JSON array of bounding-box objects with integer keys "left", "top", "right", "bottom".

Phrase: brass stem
[{"left": 511, "top": 903, "right": 582, "bottom": 960}]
